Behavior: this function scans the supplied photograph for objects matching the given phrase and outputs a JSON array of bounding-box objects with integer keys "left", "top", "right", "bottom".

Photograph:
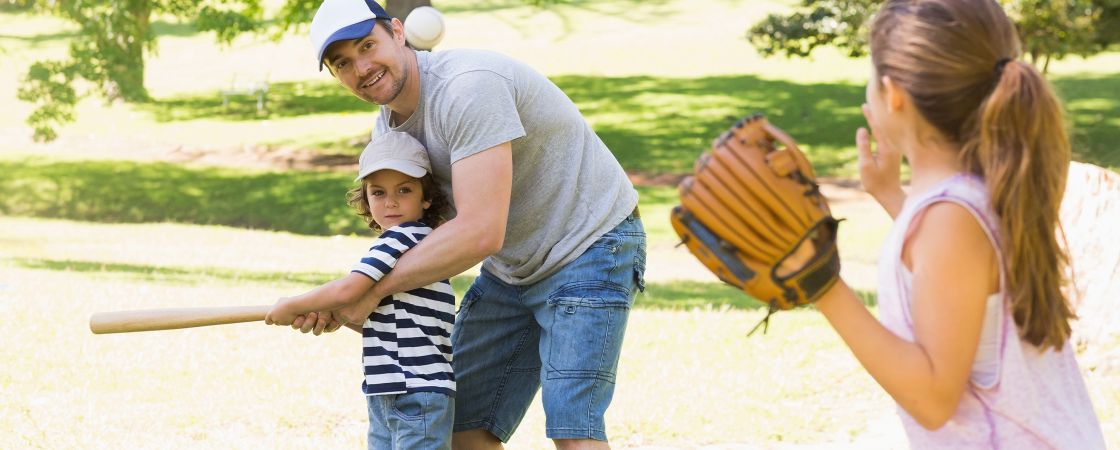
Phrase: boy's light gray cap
[{"left": 356, "top": 132, "right": 431, "bottom": 181}]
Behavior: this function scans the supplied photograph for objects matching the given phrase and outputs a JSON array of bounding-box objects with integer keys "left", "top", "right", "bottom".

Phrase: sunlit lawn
[
  {"left": 2, "top": 212, "right": 1116, "bottom": 449},
  {"left": 2, "top": 1, "right": 1118, "bottom": 174},
  {"left": 1, "top": 0, "right": 1118, "bottom": 448},
  {"left": 0, "top": 215, "right": 887, "bottom": 450}
]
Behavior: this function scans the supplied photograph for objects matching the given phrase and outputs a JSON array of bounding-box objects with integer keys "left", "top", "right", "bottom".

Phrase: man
[{"left": 300, "top": 1, "right": 645, "bottom": 448}]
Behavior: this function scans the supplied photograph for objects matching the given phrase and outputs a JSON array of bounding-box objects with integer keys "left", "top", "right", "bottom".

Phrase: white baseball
[{"left": 404, "top": 6, "right": 445, "bottom": 50}]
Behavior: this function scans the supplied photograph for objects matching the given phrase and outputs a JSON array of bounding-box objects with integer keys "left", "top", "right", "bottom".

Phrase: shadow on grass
[
  {"left": 0, "top": 159, "right": 367, "bottom": 236},
  {"left": 143, "top": 72, "right": 1120, "bottom": 176},
  {"left": 14, "top": 257, "right": 479, "bottom": 303},
  {"left": 140, "top": 75, "right": 868, "bottom": 175},
  {"left": 0, "top": 158, "right": 688, "bottom": 236},
  {"left": 14, "top": 258, "right": 876, "bottom": 311},
  {"left": 1054, "top": 76, "right": 1120, "bottom": 170},
  {"left": 0, "top": 29, "right": 78, "bottom": 44},
  {"left": 138, "top": 79, "right": 372, "bottom": 122},
  {"left": 12, "top": 258, "right": 338, "bottom": 286},
  {"left": 634, "top": 279, "right": 877, "bottom": 310}
]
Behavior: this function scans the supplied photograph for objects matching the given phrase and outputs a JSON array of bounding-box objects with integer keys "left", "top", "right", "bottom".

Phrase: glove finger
[
  {"left": 762, "top": 122, "right": 818, "bottom": 179},
  {"left": 681, "top": 177, "right": 782, "bottom": 261},
  {"left": 761, "top": 121, "right": 831, "bottom": 217},
  {"left": 729, "top": 118, "right": 821, "bottom": 225},
  {"left": 729, "top": 114, "right": 770, "bottom": 145},
  {"left": 695, "top": 151, "right": 711, "bottom": 173},
  {"left": 688, "top": 174, "right": 788, "bottom": 260},
  {"left": 718, "top": 138, "right": 814, "bottom": 230},
  {"left": 700, "top": 148, "right": 801, "bottom": 246},
  {"left": 768, "top": 149, "right": 832, "bottom": 217}
]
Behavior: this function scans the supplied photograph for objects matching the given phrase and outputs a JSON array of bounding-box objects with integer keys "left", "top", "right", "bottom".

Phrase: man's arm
[
  {"left": 266, "top": 272, "right": 376, "bottom": 326},
  {"left": 331, "top": 142, "right": 513, "bottom": 325}
]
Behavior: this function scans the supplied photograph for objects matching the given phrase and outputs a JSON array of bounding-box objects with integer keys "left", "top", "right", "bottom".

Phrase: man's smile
[{"left": 361, "top": 69, "right": 387, "bottom": 89}]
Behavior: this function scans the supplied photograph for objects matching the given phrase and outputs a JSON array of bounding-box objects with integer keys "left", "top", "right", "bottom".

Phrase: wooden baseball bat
[{"left": 90, "top": 305, "right": 273, "bottom": 334}]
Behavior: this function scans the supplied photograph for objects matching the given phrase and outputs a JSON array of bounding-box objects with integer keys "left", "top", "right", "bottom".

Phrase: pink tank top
[{"left": 876, "top": 173, "right": 1105, "bottom": 449}]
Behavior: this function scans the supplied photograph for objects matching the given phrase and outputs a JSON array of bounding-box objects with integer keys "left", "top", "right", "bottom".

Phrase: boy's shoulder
[{"left": 379, "top": 221, "right": 433, "bottom": 241}]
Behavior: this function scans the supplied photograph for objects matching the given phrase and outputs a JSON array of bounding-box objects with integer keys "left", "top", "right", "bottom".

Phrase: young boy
[{"left": 265, "top": 131, "right": 455, "bottom": 450}]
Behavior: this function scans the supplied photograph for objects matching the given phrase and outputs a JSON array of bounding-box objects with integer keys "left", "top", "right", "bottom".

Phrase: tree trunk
[
  {"left": 385, "top": 0, "right": 432, "bottom": 20},
  {"left": 105, "top": 0, "right": 151, "bottom": 102}
]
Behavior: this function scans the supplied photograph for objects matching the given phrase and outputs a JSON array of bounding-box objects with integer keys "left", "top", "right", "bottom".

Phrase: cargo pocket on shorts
[{"left": 545, "top": 282, "right": 632, "bottom": 382}]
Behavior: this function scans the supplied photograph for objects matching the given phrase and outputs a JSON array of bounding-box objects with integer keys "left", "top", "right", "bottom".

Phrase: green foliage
[
  {"left": 20, "top": 0, "right": 264, "bottom": 142},
  {"left": 20, "top": 0, "right": 568, "bottom": 142},
  {"left": 749, "top": 0, "right": 877, "bottom": 58},
  {"left": 1005, "top": 0, "right": 1101, "bottom": 71},
  {"left": 16, "top": 60, "right": 78, "bottom": 142},
  {"left": 1099, "top": 0, "right": 1120, "bottom": 46},
  {"left": 749, "top": 0, "right": 1120, "bottom": 71},
  {"left": 195, "top": 0, "right": 264, "bottom": 45},
  {"left": 0, "top": 0, "right": 34, "bottom": 11}
]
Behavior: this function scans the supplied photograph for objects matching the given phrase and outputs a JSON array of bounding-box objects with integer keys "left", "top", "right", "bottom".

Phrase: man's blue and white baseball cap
[{"left": 310, "top": 0, "right": 391, "bottom": 71}]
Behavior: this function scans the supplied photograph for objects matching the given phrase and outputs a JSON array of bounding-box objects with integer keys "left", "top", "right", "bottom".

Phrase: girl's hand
[{"left": 857, "top": 104, "right": 905, "bottom": 217}]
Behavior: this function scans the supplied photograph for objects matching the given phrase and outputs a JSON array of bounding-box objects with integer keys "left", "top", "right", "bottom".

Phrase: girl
[
  {"left": 816, "top": 0, "right": 1106, "bottom": 447},
  {"left": 266, "top": 131, "right": 455, "bottom": 450}
]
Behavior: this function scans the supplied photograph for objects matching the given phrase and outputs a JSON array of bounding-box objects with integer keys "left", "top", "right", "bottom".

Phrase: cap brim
[
  {"left": 355, "top": 161, "right": 428, "bottom": 182},
  {"left": 318, "top": 19, "right": 376, "bottom": 71}
]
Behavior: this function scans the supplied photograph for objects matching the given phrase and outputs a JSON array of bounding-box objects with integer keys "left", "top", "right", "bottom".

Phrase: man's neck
[{"left": 387, "top": 50, "right": 421, "bottom": 126}]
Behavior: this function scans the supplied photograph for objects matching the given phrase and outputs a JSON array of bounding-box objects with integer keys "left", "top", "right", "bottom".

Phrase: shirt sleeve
[
  {"left": 350, "top": 224, "right": 429, "bottom": 281},
  {"left": 434, "top": 70, "right": 527, "bottom": 164}
]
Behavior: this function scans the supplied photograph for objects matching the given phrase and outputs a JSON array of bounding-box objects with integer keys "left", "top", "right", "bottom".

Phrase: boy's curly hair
[{"left": 347, "top": 173, "right": 448, "bottom": 235}]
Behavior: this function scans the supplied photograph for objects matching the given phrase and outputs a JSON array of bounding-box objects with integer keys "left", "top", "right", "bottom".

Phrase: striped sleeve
[{"left": 351, "top": 222, "right": 431, "bottom": 282}]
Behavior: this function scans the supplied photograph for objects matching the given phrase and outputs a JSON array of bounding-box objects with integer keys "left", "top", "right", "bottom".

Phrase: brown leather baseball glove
[{"left": 670, "top": 113, "right": 841, "bottom": 331}]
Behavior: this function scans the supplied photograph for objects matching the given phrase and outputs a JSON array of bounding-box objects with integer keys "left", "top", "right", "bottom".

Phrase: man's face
[{"left": 324, "top": 20, "right": 409, "bottom": 105}]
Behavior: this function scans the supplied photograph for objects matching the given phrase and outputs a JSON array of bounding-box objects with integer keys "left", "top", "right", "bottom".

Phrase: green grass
[
  {"left": 2, "top": 216, "right": 1117, "bottom": 449},
  {"left": 131, "top": 74, "right": 868, "bottom": 175},
  {"left": 0, "top": 158, "right": 367, "bottom": 235},
  {"left": 1, "top": 1, "right": 1118, "bottom": 447},
  {"left": 129, "top": 72, "right": 1120, "bottom": 175},
  {"left": 0, "top": 157, "right": 724, "bottom": 245},
  {"left": 3, "top": 2, "right": 1118, "bottom": 175},
  {"left": 1055, "top": 76, "right": 1120, "bottom": 169}
]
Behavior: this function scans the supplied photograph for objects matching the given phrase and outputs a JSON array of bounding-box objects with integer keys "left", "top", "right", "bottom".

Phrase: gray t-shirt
[{"left": 374, "top": 49, "right": 638, "bottom": 285}]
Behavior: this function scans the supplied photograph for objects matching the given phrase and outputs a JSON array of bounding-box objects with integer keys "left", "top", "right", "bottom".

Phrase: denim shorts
[
  {"left": 367, "top": 391, "right": 454, "bottom": 450},
  {"left": 451, "top": 213, "right": 646, "bottom": 442}
]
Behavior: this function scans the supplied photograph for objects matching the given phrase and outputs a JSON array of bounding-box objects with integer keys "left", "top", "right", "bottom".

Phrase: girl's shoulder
[{"left": 901, "top": 173, "right": 997, "bottom": 236}]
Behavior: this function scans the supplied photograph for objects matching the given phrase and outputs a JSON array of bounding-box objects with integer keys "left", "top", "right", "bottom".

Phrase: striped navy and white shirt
[{"left": 351, "top": 222, "right": 455, "bottom": 396}]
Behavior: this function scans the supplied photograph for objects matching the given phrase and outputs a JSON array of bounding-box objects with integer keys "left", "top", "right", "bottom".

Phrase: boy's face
[
  {"left": 323, "top": 20, "right": 409, "bottom": 106},
  {"left": 365, "top": 169, "right": 430, "bottom": 230}
]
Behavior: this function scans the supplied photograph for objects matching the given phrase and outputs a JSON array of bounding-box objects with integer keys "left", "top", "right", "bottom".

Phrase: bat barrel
[{"left": 89, "top": 305, "right": 272, "bottom": 334}]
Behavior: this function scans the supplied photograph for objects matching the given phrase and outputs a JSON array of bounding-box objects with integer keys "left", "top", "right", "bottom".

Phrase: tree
[
  {"left": 19, "top": 0, "right": 265, "bottom": 141},
  {"left": 748, "top": 0, "right": 877, "bottom": 58},
  {"left": 18, "top": 0, "right": 511, "bottom": 142},
  {"left": 748, "top": 0, "right": 1120, "bottom": 72}
]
